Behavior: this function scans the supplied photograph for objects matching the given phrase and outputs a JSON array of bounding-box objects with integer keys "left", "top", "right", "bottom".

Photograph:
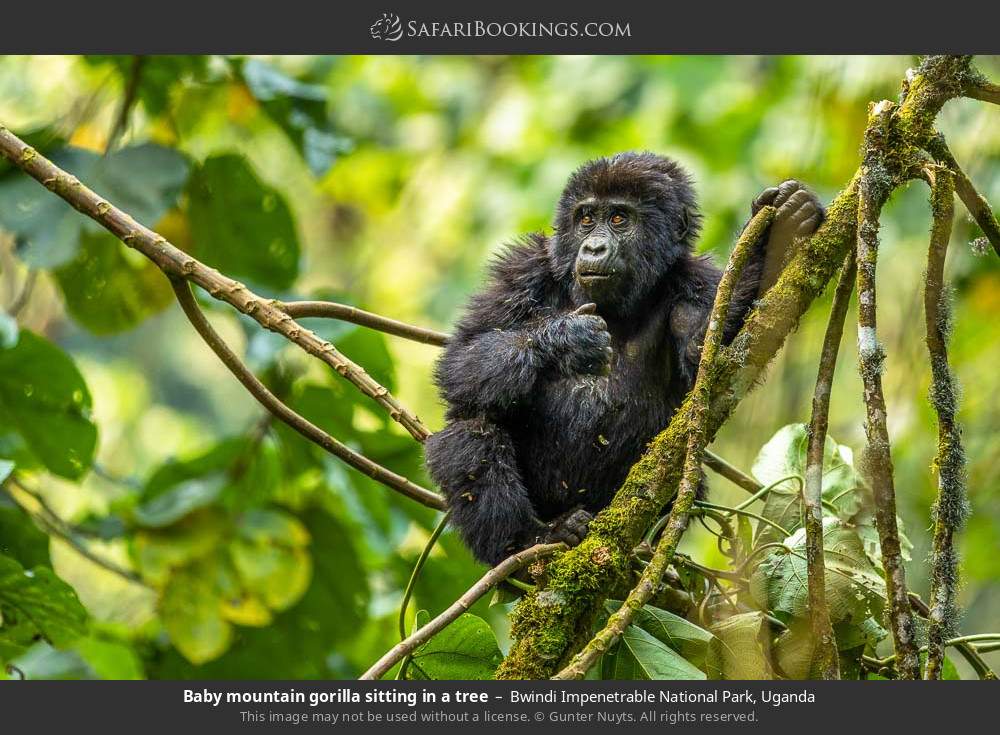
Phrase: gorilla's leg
[{"left": 425, "top": 417, "right": 541, "bottom": 565}]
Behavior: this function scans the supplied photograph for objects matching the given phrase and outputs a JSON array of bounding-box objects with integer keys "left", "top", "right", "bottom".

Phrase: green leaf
[
  {"left": 0, "top": 502, "right": 51, "bottom": 568},
  {"left": 149, "top": 510, "right": 368, "bottom": 679},
  {"left": 0, "top": 144, "right": 188, "bottom": 267},
  {"left": 602, "top": 625, "right": 705, "bottom": 680},
  {"left": 230, "top": 510, "right": 312, "bottom": 612},
  {"left": 406, "top": 613, "right": 503, "bottom": 680},
  {"left": 73, "top": 635, "right": 145, "bottom": 680},
  {"left": 750, "top": 423, "right": 861, "bottom": 546},
  {"left": 606, "top": 600, "right": 715, "bottom": 672},
  {"left": 238, "top": 59, "right": 352, "bottom": 176},
  {"left": 159, "top": 561, "right": 232, "bottom": 665},
  {"left": 54, "top": 230, "right": 173, "bottom": 334},
  {"left": 186, "top": 154, "right": 300, "bottom": 290},
  {"left": 707, "top": 612, "right": 773, "bottom": 680},
  {"left": 0, "top": 553, "right": 87, "bottom": 661},
  {"left": 749, "top": 519, "right": 886, "bottom": 625},
  {"left": 0, "top": 330, "right": 96, "bottom": 479}
]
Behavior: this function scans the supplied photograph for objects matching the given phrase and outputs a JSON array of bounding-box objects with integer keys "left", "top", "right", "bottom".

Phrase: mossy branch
[
  {"left": 920, "top": 166, "right": 971, "bottom": 680},
  {"left": 551, "top": 206, "right": 775, "bottom": 681},
  {"left": 925, "top": 133, "right": 1000, "bottom": 258},
  {"left": 854, "top": 107, "right": 920, "bottom": 679},
  {"left": 803, "top": 250, "right": 856, "bottom": 680}
]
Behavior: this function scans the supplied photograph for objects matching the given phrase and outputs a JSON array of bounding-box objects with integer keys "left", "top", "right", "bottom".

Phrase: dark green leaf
[
  {"left": 606, "top": 600, "right": 715, "bottom": 672},
  {"left": 186, "top": 154, "right": 300, "bottom": 289},
  {"left": 0, "top": 330, "right": 96, "bottom": 479},
  {"left": 0, "top": 502, "right": 50, "bottom": 568},
  {"left": 54, "top": 231, "right": 173, "bottom": 334},
  {"left": 0, "top": 554, "right": 87, "bottom": 660},
  {"left": 406, "top": 613, "right": 502, "bottom": 680},
  {"left": 601, "top": 625, "right": 705, "bottom": 680}
]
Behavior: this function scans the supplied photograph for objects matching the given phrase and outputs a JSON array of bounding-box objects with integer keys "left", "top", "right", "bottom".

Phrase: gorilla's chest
[{"left": 514, "top": 324, "right": 683, "bottom": 514}]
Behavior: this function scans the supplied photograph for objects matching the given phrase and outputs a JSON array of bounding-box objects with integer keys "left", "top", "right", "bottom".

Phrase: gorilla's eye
[
  {"left": 610, "top": 213, "right": 627, "bottom": 226},
  {"left": 580, "top": 214, "right": 594, "bottom": 226}
]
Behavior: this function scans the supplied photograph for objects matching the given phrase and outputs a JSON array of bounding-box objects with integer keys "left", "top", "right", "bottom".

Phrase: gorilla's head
[{"left": 550, "top": 152, "right": 701, "bottom": 315}]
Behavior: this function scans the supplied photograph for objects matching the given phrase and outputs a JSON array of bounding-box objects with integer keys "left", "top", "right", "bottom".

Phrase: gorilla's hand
[
  {"left": 752, "top": 180, "right": 825, "bottom": 292},
  {"left": 537, "top": 303, "right": 613, "bottom": 377},
  {"left": 541, "top": 507, "right": 594, "bottom": 547}
]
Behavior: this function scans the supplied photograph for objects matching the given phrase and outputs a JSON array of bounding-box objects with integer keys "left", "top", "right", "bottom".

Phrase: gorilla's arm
[
  {"left": 435, "top": 238, "right": 611, "bottom": 418},
  {"left": 670, "top": 180, "right": 824, "bottom": 387}
]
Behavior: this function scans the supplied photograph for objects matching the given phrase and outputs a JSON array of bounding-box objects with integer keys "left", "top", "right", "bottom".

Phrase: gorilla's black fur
[{"left": 425, "top": 152, "right": 823, "bottom": 565}]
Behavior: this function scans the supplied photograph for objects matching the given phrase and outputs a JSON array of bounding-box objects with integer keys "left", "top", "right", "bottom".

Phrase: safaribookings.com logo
[{"left": 369, "top": 13, "right": 631, "bottom": 42}]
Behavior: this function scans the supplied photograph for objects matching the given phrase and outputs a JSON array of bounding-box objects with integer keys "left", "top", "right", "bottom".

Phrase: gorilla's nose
[{"left": 581, "top": 237, "right": 609, "bottom": 258}]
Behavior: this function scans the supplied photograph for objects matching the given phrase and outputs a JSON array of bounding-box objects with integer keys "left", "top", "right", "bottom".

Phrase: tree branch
[
  {"left": 170, "top": 278, "right": 444, "bottom": 510},
  {"left": 552, "top": 206, "right": 775, "bottom": 681},
  {"left": 279, "top": 300, "right": 449, "bottom": 346},
  {"left": 964, "top": 79, "right": 1000, "bottom": 106},
  {"left": 855, "top": 103, "right": 919, "bottom": 679},
  {"left": 921, "top": 165, "right": 971, "bottom": 680},
  {"left": 803, "top": 250, "right": 855, "bottom": 680},
  {"left": 925, "top": 133, "right": 1000, "bottom": 258},
  {"left": 701, "top": 449, "right": 761, "bottom": 494},
  {"left": 359, "top": 542, "right": 565, "bottom": 680},
  {"left": 0, "top": 124, "right": 431, "bottom": 442}
]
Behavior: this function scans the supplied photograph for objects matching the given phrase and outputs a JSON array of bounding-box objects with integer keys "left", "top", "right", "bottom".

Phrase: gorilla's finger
[
  {"left": 773, "top": 179, "right": 803, "bottom": 208},
  {"left": 752, "top": 187, "right": 780, "bottom": 214},
  {"left": 574, "top": 303, "right": 598, "bottom": 315},
  {"left": 796, "top": 211, "right": 823, "bottom": 237}
]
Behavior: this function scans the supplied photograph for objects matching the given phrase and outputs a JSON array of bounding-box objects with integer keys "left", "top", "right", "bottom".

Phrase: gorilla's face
[
  {"left": 551, "top": 152, "right": 701, "bottom": 318},
  {"left": 569, "top": 197, "right": 641, "bottom": 304}
]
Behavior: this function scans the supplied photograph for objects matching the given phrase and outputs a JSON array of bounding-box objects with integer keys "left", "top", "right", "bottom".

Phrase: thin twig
[
  {"left": 360, "top": 542, "right": 565, "bottom": 680},
  {"left": 3, "top": 479, "right": 147, "bottom": 587},
  {"left": 926, "top": 133, "right": 1000, "bottom": 258},
  {"left": 396, "top": 510, "right": 451, "bottom": 680},
  {"left": 964, "top": 79, "right": 1000, "bottom": 106},
  {"left": 170, "top": 278, "right": 444, "bottom": 510},
  {"left": 552, "top": 206, "right": 776, "bottom": 681},
  {"left": 280, "top": 301, "right": 449, "bottom": 346},
  {"left": 803, "top": 250, "right": 856, "bottom": 680},
  {"left": 0, "top": 125, "right": 430, "bottom": 442},
  {"left": 855, "top": 121, "right": 920, "bottom": 678},
  {"left": 702, "top": 450, "right": 761, "bottom": 494},
  {"left": 921, "top": 166, "right": 971, "bottom": 680}
]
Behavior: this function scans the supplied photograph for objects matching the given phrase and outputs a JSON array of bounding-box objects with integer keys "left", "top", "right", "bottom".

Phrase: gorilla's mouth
[{"left": 576, "top": 269, "right": 615, "bottom": 285}]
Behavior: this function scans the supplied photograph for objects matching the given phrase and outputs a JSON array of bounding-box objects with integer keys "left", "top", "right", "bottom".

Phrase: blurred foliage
[{"left": 0, "top": 54, "right": 997, "bottom": 680}]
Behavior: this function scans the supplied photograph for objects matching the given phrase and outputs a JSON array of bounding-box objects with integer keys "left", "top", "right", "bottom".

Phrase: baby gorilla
[{"left": 425, "top": 153, "right": 823, "bottom": 565}]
